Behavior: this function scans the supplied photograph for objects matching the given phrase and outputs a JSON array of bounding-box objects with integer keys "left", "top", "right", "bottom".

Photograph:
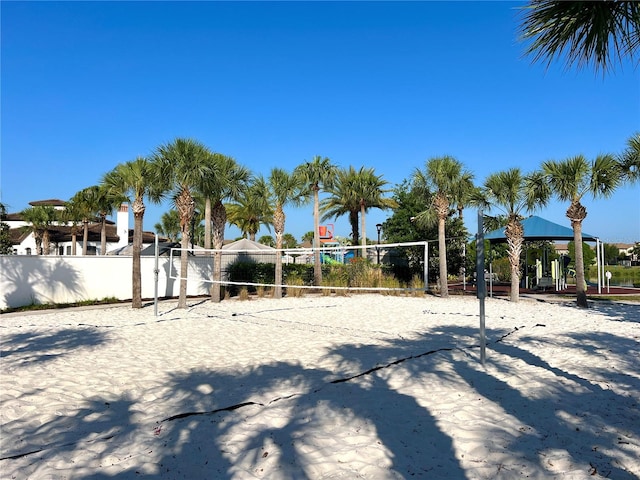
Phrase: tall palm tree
[
  {"left": 103, "top": 156, "right": 164, "bottom": 308},
  {"left": 542, "top": 154, "right": 621, "bottom": 308},
  {"left": 269, "top": 167, "right": 305, "bottom": 298},
  {"left": 196, "top": 152, "right": 250, "bottom": 303},
  {"left": 355, "top": 167, "right": 396, "bottom": 250},
  {"left": 21, "top": 205, "right": 59, "bottom": 255},
  {"left": 412, "top": 156, "right": 474, "bottom": 298},
  {"left": 154, "top": 210, "right": 181, "bottom": 243},
  {"left": 518, "top": 0, "right": 639, "bottom": 73},
  {"left": 226, "top": 175, "right": 273, "bottom": 241},
  {"left": 153, "top": 138, "right": 213, "bottom": 308},
  {"left": 480, "top": 168, "right": 550, "bottom": 302},
  {"left": 294, "top": 156, "right": 338, "bottom": 286}
]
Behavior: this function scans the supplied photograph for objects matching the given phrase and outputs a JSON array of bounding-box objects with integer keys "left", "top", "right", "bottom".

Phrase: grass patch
[{"left": 1, "top": 297, "right": 122, "bottom": 314}]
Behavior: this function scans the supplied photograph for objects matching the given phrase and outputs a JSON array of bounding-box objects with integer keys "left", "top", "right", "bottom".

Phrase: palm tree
[
  {"left": 21, "top": 205, "right": 59, "bottom": 255},
  {"left": 226, "top": 175, "right": 273, "bottom": 241},
  {"left": 61, "top": 198, "right": 87, "bottom": 255},
  {"left": 269, "top": 167, "right": 305, "bottom": 298},
  {"left": 518, "top": 0, "right": 639, "bottom": 73},
  {"left": 196, "top": 152, "right": 250, "bottom": 303},
  {"left": 90, "top": 184, "right": 126, "bottom": 255},
  {"left": 154, "top": 210, "right": 181, "bottom": 243},
  {"left": 413, "top": 156, "right": 474, "bottom": 298},
  {"left": 294, "top": 156, "right": 338, "bottom": 286},
  {"left": 480, "top": 168, "right": 550, "bottom": 302},
  {"left": 619, "top": 132, "right": 640, "bottom": 183},
  {"left": 69, "top": 187, "right": 103, "bottom": 255},
  {"left": 153, "top": 138, "right": 213, "bottom": 308},
  {"left": 322, "top": 166, "right": 396, "bottom": 252},
  {"left": 102, "top": 156, "right": 165, "bottom": 308},
  {"left": 542, "top": 154, "right": 621, "bottom": 308}
]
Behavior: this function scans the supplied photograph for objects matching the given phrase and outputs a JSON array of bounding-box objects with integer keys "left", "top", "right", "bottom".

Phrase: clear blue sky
[{"left": 2, "top": 1, "right": 639, "bottom": 244}]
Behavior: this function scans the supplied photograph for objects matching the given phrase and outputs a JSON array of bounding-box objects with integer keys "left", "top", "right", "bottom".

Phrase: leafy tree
[
  {"left": 518, "top": 1, "right": 640, "bottom": 74},
  {"left": 603, "top": 243, "right": 621, "bottom": 265},
  {"left": 226, "top": 175, "right": 272, "bottom": 241},
  {"left": 294, "top": 156, "right": 338, "bottom": 286},
  {"left": 542, "top": 154, "right": 621, "bottom": 307},
  {"left": 268, "top": 167, "right": 305, "bottom": 298},
  {"left": 103, "top": 156, "right": 164, "bottom": 308},
  {"left": 412, "top": 156, "right": 475, "bottom": 297},
  {"left": 301, "top": 231, "right": 315, "bottom": 244},
  {"left": 154, "top": 210, "right": 181, "bottom": 243},
  {"left": 0, "top": 203, "right": 13, "bottom": 254},
  {"left": 568, "top": 241, "right": 596, "bottom": 270},
  {"left": 479, "top": 168, "right": 549, "bottom": 302},
  {"left": 21, "top": 205, "right": 59, "bottom": 255}
]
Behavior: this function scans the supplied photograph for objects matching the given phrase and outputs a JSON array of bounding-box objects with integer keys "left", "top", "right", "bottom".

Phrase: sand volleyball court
[{"left": 1, "top": 294, "right": 638, "bottom": 479}]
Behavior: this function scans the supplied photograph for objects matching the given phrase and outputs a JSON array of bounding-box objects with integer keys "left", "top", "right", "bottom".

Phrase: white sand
[{"left": 1, "top": 294, "right": 638, "bottom": 479}]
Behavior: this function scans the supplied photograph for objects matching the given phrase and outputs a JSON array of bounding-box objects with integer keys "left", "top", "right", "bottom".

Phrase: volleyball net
[{"left": 164, "top": 241, "right": 433, "bottom": 295}]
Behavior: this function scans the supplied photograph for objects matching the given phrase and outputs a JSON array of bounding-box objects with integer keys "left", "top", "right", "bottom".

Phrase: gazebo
[{"left": 483, "top": 215, "right": 604, "bottom": 292}]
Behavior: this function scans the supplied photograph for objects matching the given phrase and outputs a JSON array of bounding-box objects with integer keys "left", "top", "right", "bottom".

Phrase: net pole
[
  {"left": 154, "top": 234, "right": 159, "bottom": 317},
  {"left": 424, "top": 242, "right": 429, "bottom": 292},
  {"left": 476, "top": 210, "right": 486, "bottom": 366}
]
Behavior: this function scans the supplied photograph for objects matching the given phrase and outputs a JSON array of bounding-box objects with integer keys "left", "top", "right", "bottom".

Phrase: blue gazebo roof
[{"left": 484, "top": 215, "right": 598, "bottom": 243}]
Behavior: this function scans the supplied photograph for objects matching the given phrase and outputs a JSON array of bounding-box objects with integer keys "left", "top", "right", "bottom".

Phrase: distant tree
[
  {"left": 21, "top": 205, "right": 59, "bottom": 255},
  {"left": 0, "top": 203, "right": 13, "bottom": 254},
  {"left": 282, "top": 233, "right": 298, "bottom": 249},
  {"left": 226, "top": 175, "right": 272, "bottom": 241},
  {"left": 69, "top": 187, "right": 102, "bottom": 255},
  {"left": 518, "top": 0, "right": 640, "bottom": 74},
  {"left": 301, "top": 231, "right": 314, "bottom": 244},
  {"left": 154, "top": 210, "right": 181, "bottom": 243},
  {"left": 568, "top": 241, "right": 596, "bottom": 270},
  {"left": 603, "top": 243, "right": 621, "bottom": 265},
  {"left": 258, "top": 235, "right": 275, "bottom": 247},
  {"left": 294, "top": 156, "right": 338, "bottom": 286}
]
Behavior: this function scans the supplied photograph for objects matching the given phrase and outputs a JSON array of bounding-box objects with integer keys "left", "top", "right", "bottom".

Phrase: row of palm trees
[{"left": 418, "top": 134, "right": 639, "bottom": 308}]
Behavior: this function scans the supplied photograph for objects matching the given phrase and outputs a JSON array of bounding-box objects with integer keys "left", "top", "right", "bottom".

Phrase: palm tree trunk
[
  {"left": 360, "top": 201, "right": 367, "bottom": 252},
  {"left": 42, "top": 229, "right": 50, "bottom": 255},
  {"left": 82, "top": 220, "right": 89, "bottom": 255},
  {"left": 100, "top": 214, "right": 107, "bottom": 255},
  {"left": 204, "top": 197, "right": 212, "bottom": 249},
  {"left": 210, "top": 201, "right": 226, "bottom": 303},
  {"left": 274, "top": 204, "right": 285, "bottom": 299},
  {"left": 505, "top": 218, "right": 523, "bottom": 303},
  {"left": 438, "top": 215, "right": 449, "bottom": 297},
  {"left": 349, "top": 210, "right": 359, "bottom": 247},
  {"left": 71, "top": 227, "right": 77, "bottom": 256},
  {"left": 177, "top": 189, "right": 194, "bottom": 309},
  {"left": 572, "top": 221, "right": 588, "bottom": 308},
  {"left": 131, "top": 197, "right": 145, "bottom": 309},
  {"left": 567, "top": 201, "right": 588, "bottom": 308},
  {"left": 313, "top": 188, "right": 322, "bottom": 286}
]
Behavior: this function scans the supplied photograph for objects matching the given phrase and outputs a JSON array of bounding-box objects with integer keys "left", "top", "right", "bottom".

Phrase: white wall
[{"left": 0, "top": 255, "right": 214, "bottom": 310}]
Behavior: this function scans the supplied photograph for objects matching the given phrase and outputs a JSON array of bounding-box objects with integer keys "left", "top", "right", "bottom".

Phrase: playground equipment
[{"left": 318, "top": 224, "right": 347, "bottom": 264}]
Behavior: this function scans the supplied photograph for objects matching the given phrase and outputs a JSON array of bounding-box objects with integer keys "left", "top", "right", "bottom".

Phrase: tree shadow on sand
[{"left": 2, "top": 310, "right": 638, "bottom": 479}]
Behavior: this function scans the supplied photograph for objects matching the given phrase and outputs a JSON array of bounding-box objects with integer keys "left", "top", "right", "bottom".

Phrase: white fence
[{"left": 0, "top": 255, "right": 215, "bottom": 310}]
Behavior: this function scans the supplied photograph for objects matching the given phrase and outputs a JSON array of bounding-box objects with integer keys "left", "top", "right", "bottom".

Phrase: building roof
[
  {"left": 28, "top": 199, "right": 68, "bottom": 207},
  {"left": 484, "top": 215, "right": 598, "bottom": 243}
]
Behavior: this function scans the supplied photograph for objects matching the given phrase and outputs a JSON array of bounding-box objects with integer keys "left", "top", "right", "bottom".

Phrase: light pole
[{"left": 376, "top": 223, "right": 382, "bottom": 264}]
